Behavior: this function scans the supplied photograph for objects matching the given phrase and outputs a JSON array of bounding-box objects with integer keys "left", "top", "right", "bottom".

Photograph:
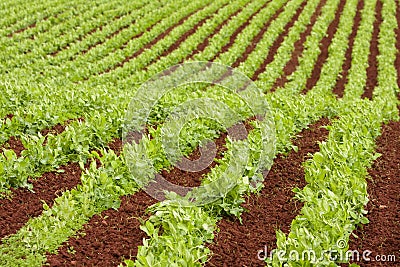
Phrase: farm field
[{"left": 0, "top": 0, "right": 399, "bottom": 266}]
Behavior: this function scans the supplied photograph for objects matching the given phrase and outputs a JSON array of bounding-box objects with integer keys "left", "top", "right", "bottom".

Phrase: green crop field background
[{"left": 0, "top": 0, "right": 399, "bottom": 266}]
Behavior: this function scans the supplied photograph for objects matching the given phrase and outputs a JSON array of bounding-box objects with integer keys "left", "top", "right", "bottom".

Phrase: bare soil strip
[
  {"left": 0, "top": 163, "right": 82, "bottom": 242},
  {"left": 1, "top": 136, "right": 25, "bottom": 157},
  {"left": 333, "top": 0, "right": 364, "bottom": 98},
  {"left": 161, "top": 133, "right": 228, "bottom": 188},
  {"left": 302, "top": 0, "right": 347, "bottom": 94},
  {"left": 45, "top": 191, "right": 158, "bottom": 266},
  {"left": 271, "top": 0, "right": 326, "bottom": 92},
  {"left": 251, "top": 0, "right": 307, "bottom": 80},
  {"left": 362, "top": 0, "right": 382, "bottom": 100},
  {"left": 346, "top": 121, "right": 400, "bottom": 266},
  {"left": 0, "top": 135, "right": 118, "bottom": 243},
  {"left": 210, "top": 0, "right": 272, "bottom": 61},
  {"left": 206, "top": 118, "right": 330, "bottom": 267}
]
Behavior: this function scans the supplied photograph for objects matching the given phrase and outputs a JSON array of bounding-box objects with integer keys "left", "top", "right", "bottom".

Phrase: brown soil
[
  {"left": 107, "top": 138, "right": 123, "bottom": 156},
  {"left": 51, "top": 24, "right": 104, "bottom": 56},
  {"left": 0, "top": 163, "right": 82, "bottom": 241},
  {"left": 41, "top": 117, "right": 84, "bottom": 145},
  {"left": 1, "top": 136, "right": 25, "bottom": 157},
  {"left": 185, "top": 2, "right": 248, "bottom": 61},
  {"left": 333, "top": 0, "right": 364, "bottom": 98},
  {"left": 0, "top": 137, "right": 120, "bottom": 243},
  {"left": 1, "top": 117, "right": 83, "bottom": 155},
  {"left": 4, "top": 113, "right": 14, "bottom": 121},
  {"left": 362, "top": 0, "right": 382, "bottom": 100},
  {"left": 210, "top": 0, "right": 272, "bottom": 62},
  {"left": 81, "top": 20, "right": 141, "bottom": 56},
  {"left": 271, "top": 0, "right": 326, "bottom": 92},
  {"left": 45, "top": 191, "right": 158, "bottom": 267},
  {"left": 346, "top": 121, "right": 400, "bottom": 266},
  {"left": 302, "top": 0, "right": 347, "bottom": 94},
  {"left": 161, "top": 133, "right": 228, "bottom": 188},
  {"left": 251, "top": 0, "right": 307, "bottom": 80},
  {"left": 206, "top": 118, "right": 330, "bottom": 267}
]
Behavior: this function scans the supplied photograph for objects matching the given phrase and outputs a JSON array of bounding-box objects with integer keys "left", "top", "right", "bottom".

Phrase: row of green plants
[
  {"left": 272, "top": 0, "right": 340, "bottom": 94},
  {"left": 2, "top": 1, "right": 399, "bottom": 266},
  {"left": 271, "top": 0, "right": 399, "bottom": 265},
  {"left": 0, "top": 0, "right": 265, "bottom": 126},
  {"left": 342, "top": 0, "right": 377, "bottom": 100},
  {"left": 254, "top": 0, "right": 326, "bottom": 91},
  {"left": 69, "top": 0, "right": 216, "bottom": 81}
]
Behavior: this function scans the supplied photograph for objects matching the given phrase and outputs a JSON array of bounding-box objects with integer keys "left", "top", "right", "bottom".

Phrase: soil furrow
[
  {"left": 333, "top": 0, "right": 364, "bottom": 98},
  {"left": 45, "top": 191, "right": 157, "bottom": 266},
  {"left": 302, "top": 0, "right": 347, "bottom": 94},
  {"left": 251, "top": 0, "right": 307, "bottom": 80},
  {"left": 1, "top": 136, "right": 25, "bottom": 157},
  {"left": 160, "top": 133, "right": 228, "bottom": 188},
  {"left": 0, "top": 135, "right": 117, "bottom": 243},
  {"left": 206, "top": 118, "right": 330, "bottom": 267},
  {"left": 53, "top": 7, "right": 151, "bottom": 57},
  {"left": 271, "top": 0, "right": 326, "bottom": 92},
  {"left": 210, "top": 0, "right": 272, "bottom": 62},
  {"left": 80, "top": 20, "right": 139, "bottom": 56},
  {"left": 0, "top": 163, "right": 82, "bottom": 242},
  {"left": 362, "top": 0, "right": 382, "bottom": 100},
  {"left": 346, "top": 121, "right": 400, "bottom": 266}
]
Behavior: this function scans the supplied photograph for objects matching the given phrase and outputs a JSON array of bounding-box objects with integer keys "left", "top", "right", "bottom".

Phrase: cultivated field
[{"left": 0, "top": 0, "right": 399, "bottom": 266}]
